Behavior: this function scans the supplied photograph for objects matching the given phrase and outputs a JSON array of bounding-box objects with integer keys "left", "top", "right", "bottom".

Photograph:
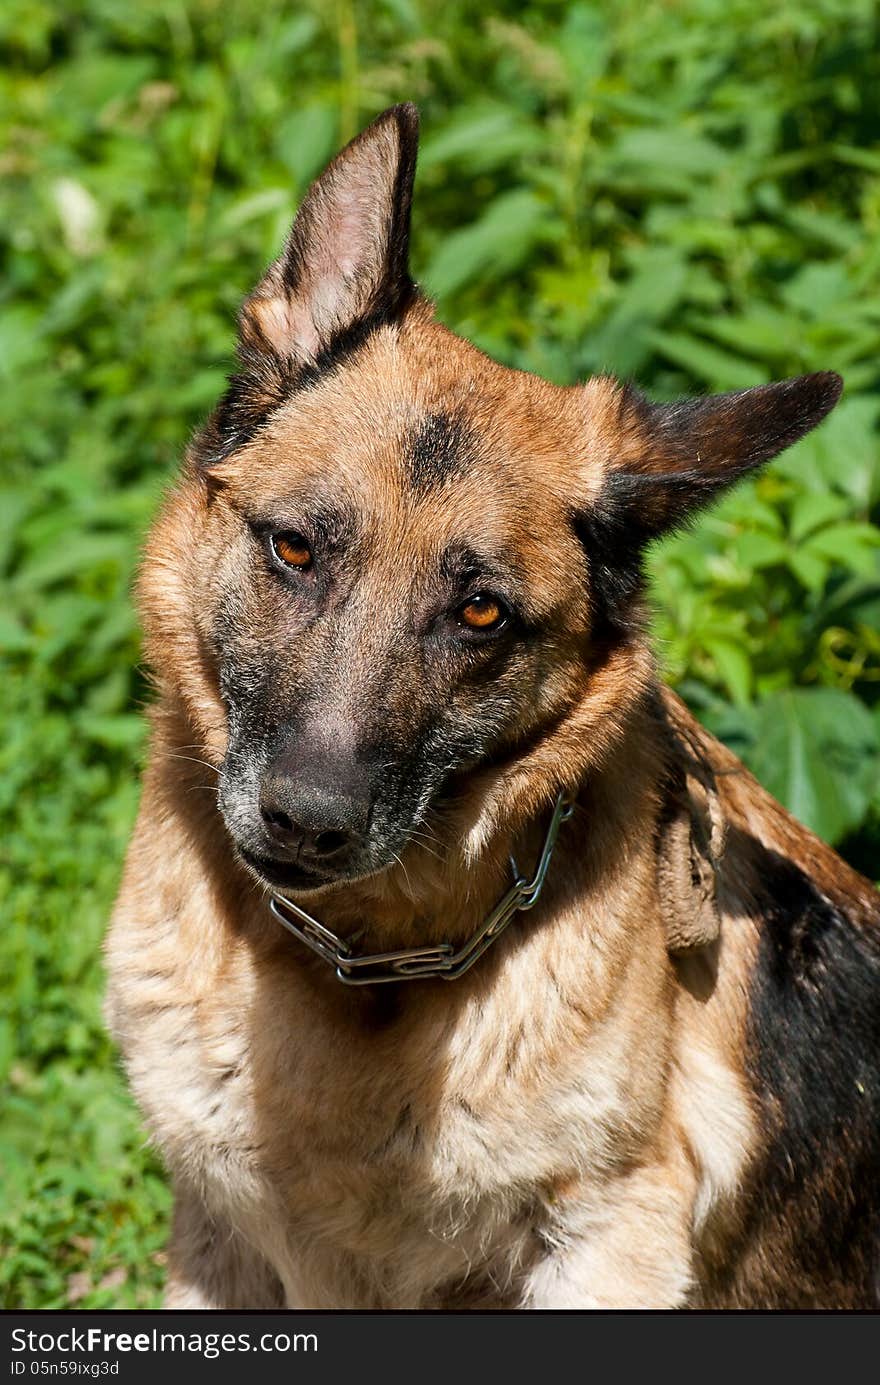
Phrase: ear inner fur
[
  {"left": 250, "top": 102, "right": 419, "bottom": 361},
  {"left": 202, "top": 103, "right": 420, "bottom": 464}
]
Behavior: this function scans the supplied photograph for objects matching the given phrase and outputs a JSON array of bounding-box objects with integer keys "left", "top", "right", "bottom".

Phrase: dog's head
[{"left": 142, "top": 105, "right": 841, "bottom": 896}]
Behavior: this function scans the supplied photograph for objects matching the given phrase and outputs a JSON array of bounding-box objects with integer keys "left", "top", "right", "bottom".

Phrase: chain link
[{"left": 269, "top": 791, "right": 574, "bottom": 985}]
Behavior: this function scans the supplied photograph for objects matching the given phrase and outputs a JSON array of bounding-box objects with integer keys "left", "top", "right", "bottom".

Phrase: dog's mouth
[{"left": 238, "top": 848, "right": 340, "bottom": 894}]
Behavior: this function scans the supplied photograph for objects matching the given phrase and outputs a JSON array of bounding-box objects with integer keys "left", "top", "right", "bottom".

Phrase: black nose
[{"left": 259, "top": 774, "right": 369, "bottom": 865}]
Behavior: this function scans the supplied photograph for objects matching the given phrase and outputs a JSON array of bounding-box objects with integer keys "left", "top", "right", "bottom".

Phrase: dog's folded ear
[
  {"left": 240, "top": 103, "right": 419, "bottom": 367},
  {"left": 577, "top": 371, "right": 843, "bottom": 628},
  {"left": 604, "top": 371, "right": 843, "bottom": 537}
]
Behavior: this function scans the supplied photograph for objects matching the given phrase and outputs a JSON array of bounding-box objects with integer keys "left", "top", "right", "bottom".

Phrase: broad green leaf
[
  {"left": 219, "top": 188, "right": 292, "bottom": 231},
  {"left": 690, "top": 308, "right": 798, "bottom": 364},
  {"left": 0, "top": 615, "right": 32, "bottom": 653},
  {"left": 611, "top": 127, "right": 727, "bottom": 177},
  {"left": 0, "top": 306, "right": 45, "bottom": 380},
  {"left": 804, "top": 522, "right": 880, "bottom": 574},
  {"left": 714, "top": 489, "right": 785, "bottom": 534},
  {"left": 11, "top": 534, "right": 130, "bottom": 594},
  {"left": 776, "top": 395, "right": 880, "bottom": 506},
  {"left": 779, "top": 206, "right": 862, "bottom": 253},
  {"left": 419, "top": 103, "right": 542, "bottom": 174},
  {"left": 744, "top": 689, "right": 880, "bottom": 843},
  {"left": 703, "top": 637, "right": 752, "bottom": 705},
  {"left": 424, "top": 190, "right": 555, "bottom": 299},
  {"left": 588, "top": 247, "right": 687, "bottom": 374},
  {"left": 782, "top": 263, "right": 853, "bottom": 317},
  {"left": 787, "top": 548, "right": 829, "bottom": 591},
  {"left": 729, "top": 531, "right": 789, "bottom": 569},
  {"left": 274, "top": 103, "right": 338, "bottom": 187},
  {"left": 644, "top": 330, "right": 766, "bottom": 390},
  {"left": 788, "top": 491, "right": 850, "bottom": 542},
  {"left": 76, "top": 714, "right": 147, "bottom": 750}
]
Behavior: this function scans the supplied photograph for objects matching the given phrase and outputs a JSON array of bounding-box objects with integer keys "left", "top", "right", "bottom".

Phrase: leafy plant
[{"left": 1, "top": 0, "right": 878, "bottom": 1308}]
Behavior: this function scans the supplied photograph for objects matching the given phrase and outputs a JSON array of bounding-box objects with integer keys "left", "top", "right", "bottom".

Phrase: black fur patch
[
  {"left": 570, "top": 474, "right": 655, "bottom": 637},
  {"left": 200, "top": 304, "right": 420, "bottom": 467},
  {"left": 199, "top": 344, "right": 292, "bottom": 465},
  {"left": 573, "top": 372, "right": 843, "bottom": 635},
  {"left": 735, "top": 833, "right": 880, "bottom": 1305},
  {"left": 405, "top": 411, "right": 473, "bottom": 492}
]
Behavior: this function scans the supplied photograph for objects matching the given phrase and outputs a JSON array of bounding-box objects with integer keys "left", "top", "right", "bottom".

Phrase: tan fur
[
  {"left": 106, "top": 111, "right": 873, "bottom": 1310},
  {"left": 106, "top": 325, "right": 763, "bottom": 1307}
]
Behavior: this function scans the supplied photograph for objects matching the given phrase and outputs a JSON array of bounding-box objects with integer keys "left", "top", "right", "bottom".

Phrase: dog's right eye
[{"left": 270, "top": 532, "right": 313, "bottom": 571}]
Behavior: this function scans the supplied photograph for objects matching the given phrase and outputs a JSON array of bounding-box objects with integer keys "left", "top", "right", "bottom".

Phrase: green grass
[{"left": 2, "top": 0, "right": 879, "bottom": 1308}]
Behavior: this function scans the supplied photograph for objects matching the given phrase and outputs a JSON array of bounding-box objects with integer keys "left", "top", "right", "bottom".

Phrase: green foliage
[{"left": 1, "top": 0, "right": 879, "bottom": 1307}]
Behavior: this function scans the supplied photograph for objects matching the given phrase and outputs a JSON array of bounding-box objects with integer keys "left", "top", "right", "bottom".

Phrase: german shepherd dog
[{"left": 106, "top": 105, "right": 880, "bottom": 1309}]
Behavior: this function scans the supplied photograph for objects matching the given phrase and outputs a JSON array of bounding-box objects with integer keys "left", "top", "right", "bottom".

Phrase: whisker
[
  {"left": 407, "top": 832, "right": 443, "bottom": 863},
  {"left": 409, "top": 821, "right": 447, "bottom": 846},
  {"left": 391, "top": 851, "right": 415, "bottom": 900},
  {"left": 165, "top": 752, "right": 220, "bottom": 774}
]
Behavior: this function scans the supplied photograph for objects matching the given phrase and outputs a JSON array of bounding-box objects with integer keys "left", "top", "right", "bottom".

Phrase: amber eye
[
  {"left": 271, "top": 532, "right": 313, "bottom": 570},
  {"left": 458, "top": 594, "right": 506, "bottom": 632}
]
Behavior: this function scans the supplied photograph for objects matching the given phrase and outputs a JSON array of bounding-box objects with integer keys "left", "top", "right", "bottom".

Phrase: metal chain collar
[{"left": 269, "top": 791, "right": 574, "bottom": 986}]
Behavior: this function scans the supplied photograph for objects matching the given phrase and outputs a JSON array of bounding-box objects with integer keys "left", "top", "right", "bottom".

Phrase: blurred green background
[{"left": 2, "top": 0, "right": 879, "bottom": 1308}]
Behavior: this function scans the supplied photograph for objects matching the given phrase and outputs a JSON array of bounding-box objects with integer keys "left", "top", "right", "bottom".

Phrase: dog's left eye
[
  {"left": 457, "top": 594, "right": 508, "bottom": 633},
  {"left": 270, "top": 532, "right": 313, "bottom": 571}
]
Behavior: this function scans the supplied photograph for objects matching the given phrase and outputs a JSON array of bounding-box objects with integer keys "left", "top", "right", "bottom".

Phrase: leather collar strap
[{"left": 269, "top": 791, "right": 574, "bottom": 986}]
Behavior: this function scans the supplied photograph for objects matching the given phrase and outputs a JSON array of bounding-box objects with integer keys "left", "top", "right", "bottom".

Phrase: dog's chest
[
  {"left": 137, "top": 948, "right": 638, "bottom": 1299},
  {"left": 256, "top": 994, "right": 606, "bottom": 1206}
]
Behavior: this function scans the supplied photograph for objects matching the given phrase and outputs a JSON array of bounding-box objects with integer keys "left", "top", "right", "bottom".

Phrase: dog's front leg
[
  {"left": 163, "top": 1184, "right": 285, "bottom": 1310},
  {"left": 522, "top": 1161, "right": 695, "bottom": 1310}
]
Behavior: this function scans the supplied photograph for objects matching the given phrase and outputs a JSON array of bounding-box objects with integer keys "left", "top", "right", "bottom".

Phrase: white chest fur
[{"left": 110, "top": 921, "right": 665, "bottom": 1307}]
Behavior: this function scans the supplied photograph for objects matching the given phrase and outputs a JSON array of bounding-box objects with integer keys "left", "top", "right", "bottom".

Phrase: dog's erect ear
[
  {"left": 579, "top": 371, "right": 843, "bottom": 629},
  {"left": 242, "top": 103, "right": 419, "bottom": 365},
  {"left": 201, "top": 105, "right": 419, "bottom": 463}
]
